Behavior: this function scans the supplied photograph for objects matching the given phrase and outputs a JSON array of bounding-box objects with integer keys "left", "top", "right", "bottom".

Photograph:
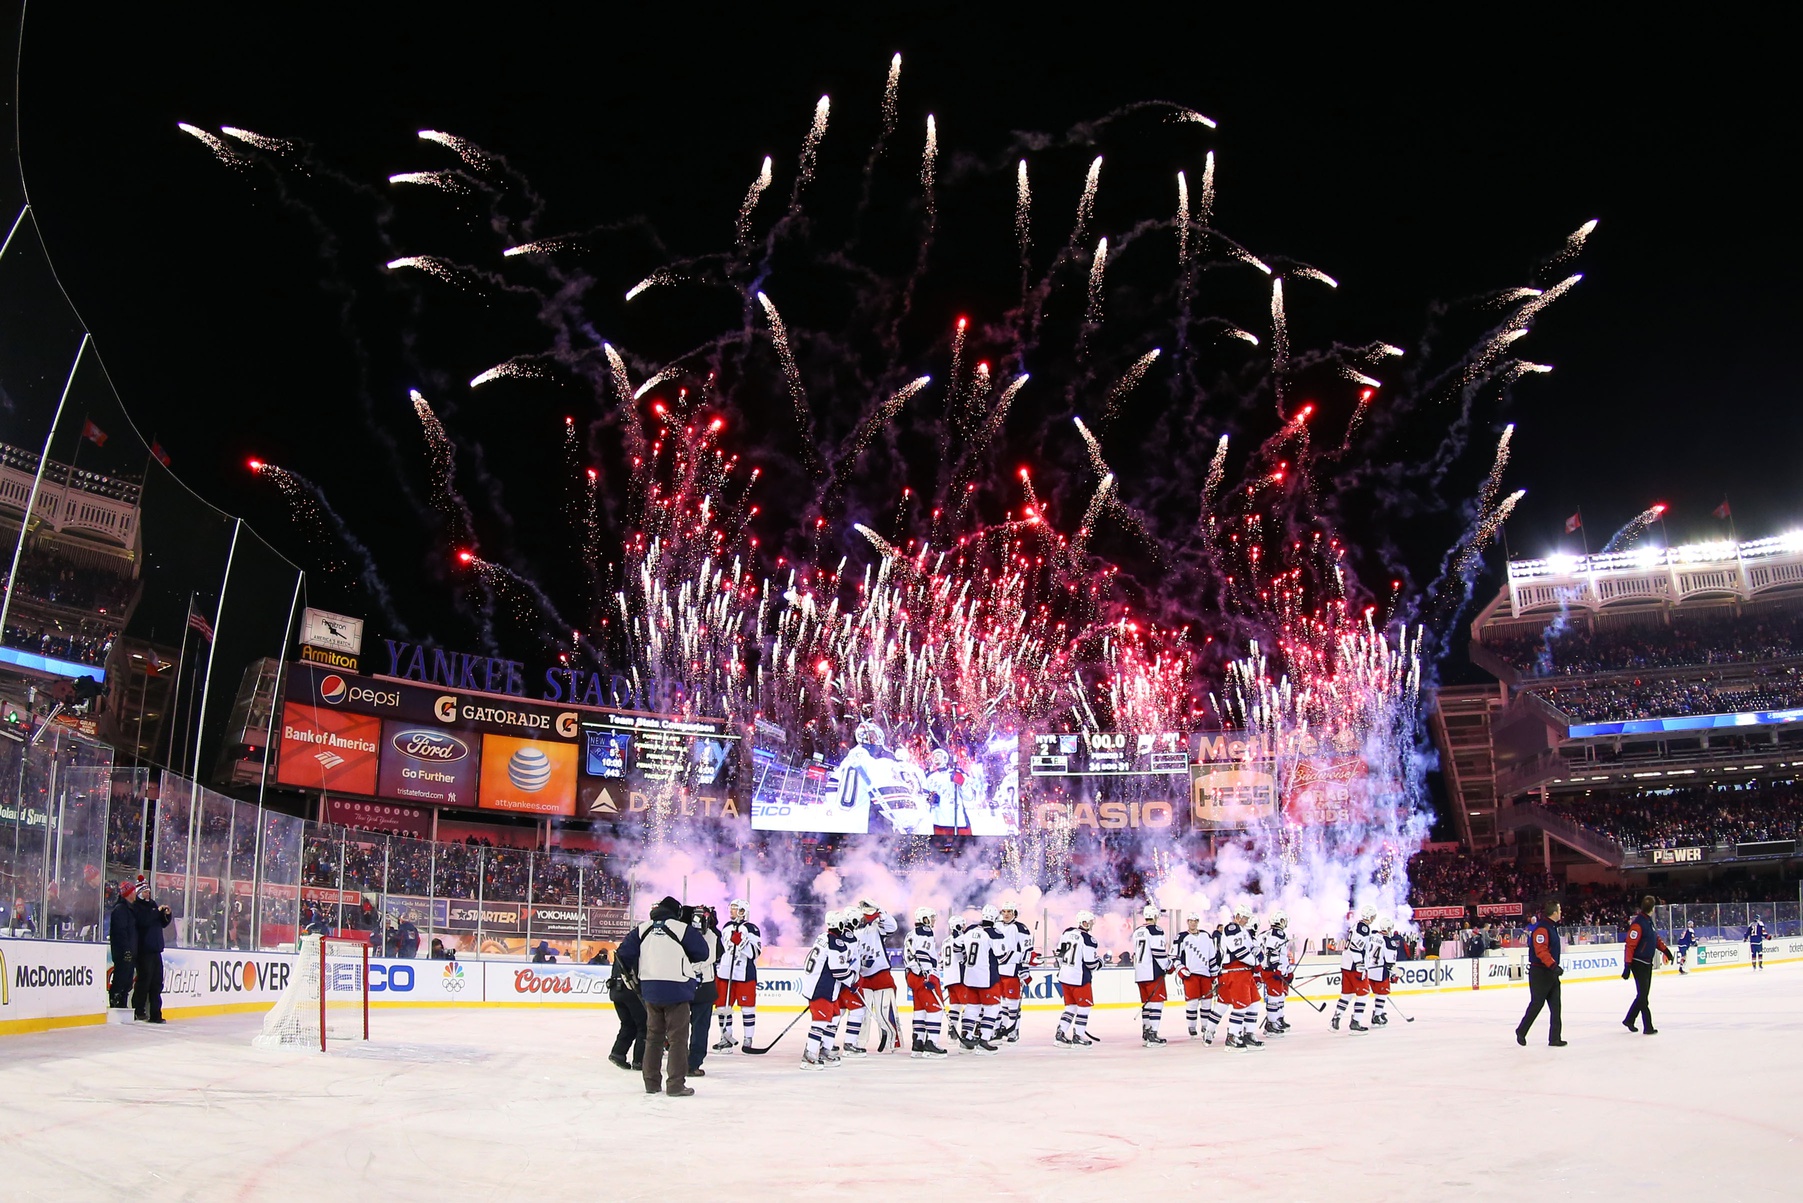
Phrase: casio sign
[{"left": 392, "top": 729, "right": 468, "bottom": 763}]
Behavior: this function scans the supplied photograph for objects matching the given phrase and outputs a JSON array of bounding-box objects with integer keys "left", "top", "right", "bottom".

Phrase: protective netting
[{"left": 251, "top": 934, "right": 367, "bottom": 1050}]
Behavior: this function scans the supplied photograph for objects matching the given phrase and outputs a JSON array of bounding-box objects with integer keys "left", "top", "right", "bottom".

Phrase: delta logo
[{"left": 320, "top": 675, "right": 349, "bottom": 704}]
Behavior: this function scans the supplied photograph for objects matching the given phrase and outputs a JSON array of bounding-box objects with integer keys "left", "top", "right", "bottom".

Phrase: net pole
[{"left": 318, "top": 935, "right": 327, "bottom": 1053}]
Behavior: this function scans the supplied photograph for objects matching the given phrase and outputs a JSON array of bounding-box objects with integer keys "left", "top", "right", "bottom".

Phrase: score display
[{"left": 1029, "top": 731, "right": 1189, "bottom": 777}]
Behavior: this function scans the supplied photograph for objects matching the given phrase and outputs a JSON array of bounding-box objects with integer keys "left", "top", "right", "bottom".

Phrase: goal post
[{"left": 253, "top": 934, "right": 370, "bottom": 1052}]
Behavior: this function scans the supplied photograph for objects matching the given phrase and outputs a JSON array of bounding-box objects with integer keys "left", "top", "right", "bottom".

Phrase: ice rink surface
[{"left": 5, "top": 963, "right": 1800, "bottom": 1202}]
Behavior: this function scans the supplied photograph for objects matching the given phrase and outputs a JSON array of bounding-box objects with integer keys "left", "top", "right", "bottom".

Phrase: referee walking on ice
[
  {"left": 1515, "top": 898, "right": 1566, "bottom": 1047},
  {"left": 1622, "top": 895, "right": 1674, "bottom": 1034}
]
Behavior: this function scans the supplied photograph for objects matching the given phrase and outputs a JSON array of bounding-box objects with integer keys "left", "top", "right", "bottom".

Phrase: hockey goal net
[{"left": 252, "top": 935, "right": 370, "bottom": 1051}]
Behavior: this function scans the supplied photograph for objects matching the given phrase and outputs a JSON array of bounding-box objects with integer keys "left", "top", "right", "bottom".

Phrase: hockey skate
[
  {"left": 842, "top": 1043, "right": 868, "bottom": 1057},
  {"left": 973, "top": 1038, "right": 1000, "bottom": 1055},
  {"left": 910, "top": 1036, "right": 924, "bottom": 1057},
  {"left": 1142, "top": 1028, "right": 1168, "bottom": 1047},
  {"left": 1278, "top": 1017, "right": 1291, "bottom": 1031},
  {"left": 1331, "top": 1012, "right": 1342, "bottom": 1031},
  {"left": 822, "top": 1049, "right": 844, "bottom": 1065},
  {"left": 1264, "top": 1020, "right": 1284, "bottom": 1037},
  {"left": 1005, "top": 1024, "right": 1021, "bottom": 1043},
  {"left": 954, "top": 1028, "right": 977, "bottom": 1051},
  {"left": 1224, "top": 1033, "right": 1242, "bottom": 1048},
  {"left": 1202, "top": 1025, "right": 1217, "bottom": 1045},
  {"left": 1242, "top": 1032, "right": 1266, "bottom": 1049},
  {"left": 712, "top": 1034, "right": 737, "bottom": 1051},
  {"left": 1054, "top": 1028, "right": 1072, "bottom": 1047},
  {"left": 1072, "top": 1031, "right": 1097, "bottom": 1047},
  {"left": 801, "top": 1052, "right": 827, "bottom": 1071},
  {"left": 1371, "top": 1013, "right": 1388, "bottom": 1027},
  {"left": 919, "top": 1039, "right": 950, "bottom": 1058},
  {"left": 1349, "top": 1019, "right": 1369, "bottom": 1032}
]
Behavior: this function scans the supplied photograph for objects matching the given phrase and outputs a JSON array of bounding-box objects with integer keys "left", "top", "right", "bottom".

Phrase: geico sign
[
  {"left": 208, "top": 960, "right": 294, "bottom": 993},
  {"left": 511, "top": 969, "right": 608, "bottom": 996}
]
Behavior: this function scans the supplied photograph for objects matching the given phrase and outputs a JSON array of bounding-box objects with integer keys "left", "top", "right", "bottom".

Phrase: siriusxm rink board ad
[{"left": 276, "top": 665, "right": 736, "bottom": 818}]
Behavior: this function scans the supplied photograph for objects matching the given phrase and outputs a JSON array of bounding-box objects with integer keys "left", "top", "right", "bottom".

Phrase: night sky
[{"left": 10, "top": 7, "right": 1798, "bottom": 666}]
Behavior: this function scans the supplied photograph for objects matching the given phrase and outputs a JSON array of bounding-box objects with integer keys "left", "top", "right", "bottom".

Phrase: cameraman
[
  {"left": 131, "top": 883, "right": 173, "bottom": 1024},
  {"left": 687, "top": 905, "right": 722, "bottom": 1076},
  {"left": 615, "top": 895, "right": 709, "bottom": 1097}
]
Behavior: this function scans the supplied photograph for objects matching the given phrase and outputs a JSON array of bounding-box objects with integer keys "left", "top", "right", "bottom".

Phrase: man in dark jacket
[
  {"left": 1515, "top": 900, "right": 1565, "bottom": 1047},
  {"left": 615, "top": 896, "right": 710, "bottom": 1097},
  {"left": 396, "top": 916, "right": 421, "bottom": 959},
  {"left": 1622, "top": 894, "right": 1674, "bottom": 1034},
  {"left": 687, "top": 905, "right": 722, "bottom": 1075},
  {"left": 131, "top": 887, "right": 173, "bottom": 1023},
  {"left": 607, "top": 958, "right": 647, "bottom": 1072},
  {"left": 107, "top": 880, "right": 140, "bottom": 1009}
]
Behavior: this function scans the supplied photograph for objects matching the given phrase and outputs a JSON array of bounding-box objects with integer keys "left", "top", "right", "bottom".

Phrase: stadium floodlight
[
  {"left": 1632, "top": 546, "right": 1661, "bottom": 569},
  {"left": 1783, "top": 532, "right": 1803, "bottom": 554},
  {"left": 1545, "top": 553, "right": 1578, "bottom": 575}
]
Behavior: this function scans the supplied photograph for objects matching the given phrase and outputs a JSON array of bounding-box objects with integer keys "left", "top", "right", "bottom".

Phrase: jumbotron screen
[{"left": 749, "top": 727, "right": 1020, "bottom": 836}]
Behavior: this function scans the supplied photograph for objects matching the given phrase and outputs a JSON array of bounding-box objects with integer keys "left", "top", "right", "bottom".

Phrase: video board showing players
[{"left": 749, "top": 722, "right": 1020, "bottom": 836}]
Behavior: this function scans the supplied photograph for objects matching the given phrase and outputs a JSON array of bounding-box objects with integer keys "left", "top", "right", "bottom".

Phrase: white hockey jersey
[
  {"left": 799, "top": 930, "right": 855, "bottom": 1001},
  {"left": 905, "top": 924, "right": 940, "bottom": 979},
  {"left": 1260, "top": 927, "right": 1292, "bottom": 976},
  {"left": 716, "top": 919, "right": 762, "bottom": 982},
  {"left": 961, "top": 923, "right": 1003, "bottom": 989},
  {"left": 940, "top": 928, "right": 967, "bottom": 987},
  {"left": 925, "top": 763, "right": 981, "bottom": 830},
  {"left": 1341, "top": 920, "right": 1371, "bottom": 972},
  {"left": 1173, "top": 927, "right": 1216, "bottom": 975},
  {"left": 832, "top": 744, "right": 932, "bottom": 834},
  {"left": 995, "top": 919, "right": 1032, "bottom": 976},
  {"left": 1056, "top": 925, "right": 1101, "bottom": 986},
  {"left": 1219, "top": 921, "right": 1258, "bottom": 969},
  {"left": 1366, "top": 931, "right": 1398, "bottom": 981},
  {"left": 850, "top": 910, "right": 898, "bottom": 980},
  {"left": 1131, "top": 923, "right": 1172, "bottom": 982}
]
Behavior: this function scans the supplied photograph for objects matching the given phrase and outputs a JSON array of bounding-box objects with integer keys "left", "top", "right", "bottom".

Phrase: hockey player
[
  {"left": 1260, "top": 910, "right": 1294, "bottom": 1037},
  {"left": 1676, "top": 920, "right": 1696, "bottom": 974},
  {"left": 1173, "top": 915, "right": 1217, "bottom": 1039},
  {"left": 1748, "top": 915, "right": 1769, "bottom": 969},
  {"left": 832, "top": 722, "right": 932, "bottom": 834},
  {"left": 924, "top": 748, "right": 976, "bottom": 835},
  {"left": 1054, "top": 911, "right": 1102, "bottom": 1047},
  {"left": 1367, "top": 915, "right": 1399, "bottom": 1027},
  {"left": 904, "top": 906, "right": 950, "bottom": 1057},
  {"left": 956, "top": 906, "right": 1005, "bottom": 1053},
  {"left": 799, "top": 911, "right": 857, "bottom": 1069},
  {"left": 848, "top": 899, "right": 901, "bottom": 1052},
  {"left": 1131, "top": 903, "right": 1173, "bottom": 1046},
  {"left": 714, "top": 899, "right": 762, "bottom": 1052},
  {"left": 1332, "top": 905, "right": 1375, "bottom": 1032},
  {"left": 941, "top": 915, "right": 969, "bottom": 1044},
  {"left": 1217, "top": 903, "right": 1264, "bottom": 1049},
  {"left": 993, "top": 902, "right": 1034, "bottom": 1042}
]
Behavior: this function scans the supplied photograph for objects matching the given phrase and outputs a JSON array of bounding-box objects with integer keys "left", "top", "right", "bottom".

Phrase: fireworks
[
  {"left": 736, "top": 156, "right": 773, "bottom": 248},
  {"left": 387, "top": 171, "right": 470, "bottom": 194},
  {"left": 1073, "top": 156, "right": 1103, "bottom": 248},
  {"left": 177, "top": 122, "right": 244, "bottom": 169}
]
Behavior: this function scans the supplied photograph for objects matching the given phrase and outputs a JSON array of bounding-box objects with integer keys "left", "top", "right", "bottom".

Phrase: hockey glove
[{"left": 1621, "top": 968, "right": 1631, "bottom": 980}]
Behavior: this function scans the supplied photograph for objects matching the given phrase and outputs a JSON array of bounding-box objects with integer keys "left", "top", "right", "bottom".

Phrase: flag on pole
[
  {"left": 81, "top": 418, "right": 108, "bottom": 447},
  {"left": 1713, "top": 498, "right": 1732, "bottom": 520},
  {"left": 187, "top": 602, "right": 215, "bottom": 643},
  {"left": 1564, "top": 510, "right": 1582, "bottom": 533},
  {"left": 150, "top": 439, "right": 171, "bottom": 467}
]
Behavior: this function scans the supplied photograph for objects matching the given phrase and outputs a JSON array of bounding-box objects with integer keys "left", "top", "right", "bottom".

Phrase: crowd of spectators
[
  {"left": 1528, "top": 665, "right": 1803, "bottom": 722},
  {"left": 1407, "top": 848, "right": 1560, "bottom": 910},
  {"left": 297, "top": 830, "right": 629, "bottom": 907},
  {"left": 1485, "top": 608, "right": 1803, "bottom": 679},
  {"left": 4, "top": 557, "right": 134, "bottom": 614},
  {"left": 1543, "top": 783, "right": 1803, "bottom": 851},
  {"left": 4, "top": 620, "right": 119, "bottom": 666}
]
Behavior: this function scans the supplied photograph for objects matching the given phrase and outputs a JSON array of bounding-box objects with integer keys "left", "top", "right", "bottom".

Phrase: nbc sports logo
[
  {"left": 508, "top": 747, "right": 553, "bottom": 792},
  {"left": 442, "top": 961, "right": 466, "bottom": 993},
  {"left": 319, "top": 675, "right": 348, "bottom": 704}
]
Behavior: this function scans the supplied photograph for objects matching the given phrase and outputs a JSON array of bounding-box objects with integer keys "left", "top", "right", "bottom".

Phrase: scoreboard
[{"left": 1028, "top": 731, "right": 1190, "bottom": 777}]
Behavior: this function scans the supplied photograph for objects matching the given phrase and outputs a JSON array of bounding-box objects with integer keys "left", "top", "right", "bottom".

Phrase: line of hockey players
[{"left": 704, "top": 894, "right": 1415, "bottom": 1069}]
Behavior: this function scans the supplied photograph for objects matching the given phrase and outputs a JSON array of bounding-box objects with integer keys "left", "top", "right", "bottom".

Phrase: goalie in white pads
[
  {"left": 714, "top": 899, "right": 762, "bottom": 1051},
  {"left": 1054, "top": 911, "right": 1102, "bottom": 1046},
  {"left": 904, "top": 906, "right": 950, "bottom": 1057},
  {"left": 1131, "top": 904, "right": 1173, "bottom": 1046},
  {"left": 848, "top": 899, "right": 901, "bottom": 1052}
]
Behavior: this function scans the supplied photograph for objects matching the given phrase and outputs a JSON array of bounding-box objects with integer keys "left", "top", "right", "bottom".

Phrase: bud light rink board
[{"left": 10, "top": 937, "right": 1802, "bottom": 1034}]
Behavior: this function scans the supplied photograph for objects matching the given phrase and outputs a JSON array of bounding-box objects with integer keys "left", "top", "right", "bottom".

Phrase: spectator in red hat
[{"left": 108, "top": 879, "right": 140, "bottom": 1009}]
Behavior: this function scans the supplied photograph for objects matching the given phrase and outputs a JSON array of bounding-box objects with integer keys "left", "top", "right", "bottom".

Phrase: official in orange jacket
[
  {"left": 1622, "top": 895, "right": 1674, "bottom": 1034},
  {"left": 1515, "top": 899, "right": 1566, "bottom": 1047}
]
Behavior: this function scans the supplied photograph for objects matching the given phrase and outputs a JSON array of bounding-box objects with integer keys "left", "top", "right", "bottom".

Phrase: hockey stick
[
  {"left": 741, "top": 1008, "right": 808, "bottom": 1055},
  {"left": 1378, "top": 992, "right": 1416, "bottom": 1023},
  {"left": 1285, "top": 978, "right": 1328, "bottom": 1012}
]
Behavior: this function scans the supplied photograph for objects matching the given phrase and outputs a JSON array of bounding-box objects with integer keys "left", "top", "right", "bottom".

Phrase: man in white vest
[{"left": 616, "top": 895, "right": 711, "bottom": 1097}]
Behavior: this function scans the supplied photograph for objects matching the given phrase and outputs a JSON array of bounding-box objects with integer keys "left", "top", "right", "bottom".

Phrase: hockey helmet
[
  {"left": 949, "top": 915, "right": 967, "bottom": 935},
  {"left": 1358, "top": 903, "right": 1377, "bottom": 922},
  {"left": 1374, "top": 914, "right": 1394, "bottom": 933},
  {"left": 1075, "top": 910, "right": 1096, "bottom": 929},
  {"left": 930, "top": 748, "right": 951, "bottom": 771},
  {"left": 998, "top": 901, "right": 1018, "bottom": 918},
  {"left": 913, "top": 905, "right": 937, "bottom": 925},
  {"left": 728, "top": 899, "right": 749, "bottom": 917},
  {"left": 854, "top": 720, "right": 886, "bottom": 747},
  {"left": 824, "top": 909, "right": 842, "bottom": 930},
  {"left": 1142, "top": 903, "right": 1160, "bottom": 921},
  {"left": 1185, "top": 914, "right": 1201, "bottom": 929},
  {"left": 981, "top": 904, "right": 1000, "bottom": 924},
  {"left": 1269, "top": 909, "right": 1288, "bottom": 929},
  {"left": 1232, "top": 901, "right": 1252, "bottom": 920}
]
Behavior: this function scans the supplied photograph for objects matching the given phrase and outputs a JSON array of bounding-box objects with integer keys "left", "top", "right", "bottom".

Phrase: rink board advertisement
[{"left": 7, "top": 938, "right": 1803, "bottom": 1035}]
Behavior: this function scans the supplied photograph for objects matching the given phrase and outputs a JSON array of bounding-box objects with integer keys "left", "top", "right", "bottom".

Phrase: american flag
[{"left": 187, "top": 602, "right": 215, "bottom": 643}]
